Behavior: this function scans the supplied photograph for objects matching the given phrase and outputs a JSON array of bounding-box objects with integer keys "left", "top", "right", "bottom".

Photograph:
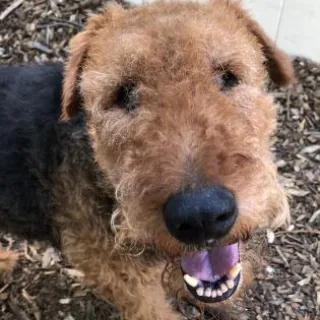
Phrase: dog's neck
[
  {"left": 55, "top": 113, "right": 97, "bottom": 179},
  {"left": 50, "top": 113, "right": 115, "bottom": 240}
]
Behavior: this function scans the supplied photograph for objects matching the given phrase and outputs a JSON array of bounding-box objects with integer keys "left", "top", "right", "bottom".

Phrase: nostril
[
  {"left": 216, "top": 210, "right": 234, "bottom": 223},
  {"left": 216, "top": 213, "right": 231, "bottom": 223},
  {"left": 177, "top": 223, "right": 194, "bottom": 232}
]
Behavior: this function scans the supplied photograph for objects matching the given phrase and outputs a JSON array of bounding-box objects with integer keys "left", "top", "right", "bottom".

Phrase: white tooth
[
  {"left": 196, "top": 287, "right": 204, "bottom": 297},
  {"left": 217, "top": 289, "right": 223, "bottom": 296},
  {"left": 204, "top": 288, "right": 212, "bottom": 297},
  {"left": 220, "top": 283, "right": 228, "bottom": 294},
  {"left": 211, "top": 290, "right": 217, "bottom": 298},
  {"left": 227, "top": 263, "right": 242, "bottom": 279},
  {"left": 183, "top": 274, "right": 199, "bottom": 288},
  {"left": 226, "top": 279, "right": 235, "bottom": 289}
]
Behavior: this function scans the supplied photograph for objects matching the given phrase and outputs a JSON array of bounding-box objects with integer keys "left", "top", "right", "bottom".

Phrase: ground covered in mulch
[{"left": 0, "top": 0, "right": 319, "bottom": 319}]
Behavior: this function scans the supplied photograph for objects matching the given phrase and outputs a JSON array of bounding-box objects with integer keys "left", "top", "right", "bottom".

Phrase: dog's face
[{"left": 62, "top": 0, "right": 294, "bottom": 306}]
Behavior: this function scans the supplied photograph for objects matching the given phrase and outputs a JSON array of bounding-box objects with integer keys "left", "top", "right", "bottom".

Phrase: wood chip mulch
[{"left": 0, "top": 0, "right": 319, "bottom": 319}]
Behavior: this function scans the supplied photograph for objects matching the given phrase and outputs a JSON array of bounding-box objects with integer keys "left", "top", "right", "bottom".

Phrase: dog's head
[{"left": 61, "top": 0, "right": 294, "bottom": 306}]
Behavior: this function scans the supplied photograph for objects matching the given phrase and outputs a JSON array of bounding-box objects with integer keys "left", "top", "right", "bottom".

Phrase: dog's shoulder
[
  {"left": 0, "top": 63, "right": 63, "bottom": 242},
  {"left": 0, "top": 63, "right": 63, "bottom": 114}
]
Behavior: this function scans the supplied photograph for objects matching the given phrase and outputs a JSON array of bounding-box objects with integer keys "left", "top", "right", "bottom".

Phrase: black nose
[{"left": 163, "top": 186, "right": 238, "bottom": 245}]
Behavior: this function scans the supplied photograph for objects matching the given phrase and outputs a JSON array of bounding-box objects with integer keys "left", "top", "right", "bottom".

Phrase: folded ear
[
  {"left": 61, "top": 3, "right": 124, "bottom": 120},
  {"left": 246, "top": 16, "right": 296, "bottom": 86},
  {"left": 230, "top": 2, "right": 296, "bottom": 86},
  {"left": 61, "top": 29, "right": 90, "bottom": 120}
]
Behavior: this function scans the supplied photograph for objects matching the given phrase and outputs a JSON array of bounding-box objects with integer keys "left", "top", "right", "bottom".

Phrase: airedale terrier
[{"left": 0, "top": 1, "right": 295, "bottom": 319}]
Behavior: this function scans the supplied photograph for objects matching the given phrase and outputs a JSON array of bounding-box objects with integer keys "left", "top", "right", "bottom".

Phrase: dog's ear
[
  {"left": 61, "top": 29, "right": 90, "bottom": 120},
  {"left": 62, "top": 3, "right": 124, "bottom": 120},
  {"left": 246, "top": 17, "right": 296, "bottom": 86},
  {"left": 230, "top": 2, "right": 296, "bottom": 86}
]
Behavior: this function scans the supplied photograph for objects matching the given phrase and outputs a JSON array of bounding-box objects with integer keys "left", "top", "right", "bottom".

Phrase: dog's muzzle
[{"left": 163, "top": 186, "right": 242, "bottom": 303}]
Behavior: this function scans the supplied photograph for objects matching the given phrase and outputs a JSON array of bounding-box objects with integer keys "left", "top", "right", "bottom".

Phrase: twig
[
  {"left": 286, "top": 88, "right": 292, "bottom": 121},
  {"left": 34, "top": 0, "right": 46, "bottom": 4},
  {"left": 28, "top": 41, "right": 53, "bottom": 54},
  {"left": 309, "top": 209, "right": 320, "bottom": 224},
  {"left": 275, "top": 245, "right": 290, "bottom": 268},
  {"left": 0, "top": 0, "right": 24, "bottom": 21},
  {"left": 49, "top": 17, "right": 83, "bottom": 28},
  {"left": 277, "top": 229, "right": 320, "bottom": 236},
  {"left": 37, "top": 22, "right": 81, "bottom": 30}
]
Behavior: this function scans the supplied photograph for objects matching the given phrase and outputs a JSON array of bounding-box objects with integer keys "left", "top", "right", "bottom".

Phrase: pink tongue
[{"left": 181, "top": 243, "right": 239, "bottom": 282}]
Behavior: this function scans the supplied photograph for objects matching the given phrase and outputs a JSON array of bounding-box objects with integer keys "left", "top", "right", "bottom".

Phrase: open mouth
[{"left": 181, "top": 243, "right": 241, "bottom": 303}]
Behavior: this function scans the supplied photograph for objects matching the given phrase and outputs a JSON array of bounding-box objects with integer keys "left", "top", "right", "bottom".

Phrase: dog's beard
[{"left": 109, "top": 171, "right": 285, "bottom": 304}]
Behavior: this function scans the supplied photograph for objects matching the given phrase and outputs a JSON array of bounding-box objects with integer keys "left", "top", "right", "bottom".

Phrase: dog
[{"left": 0, "top": 1, "right": 295, "bottom": 319}]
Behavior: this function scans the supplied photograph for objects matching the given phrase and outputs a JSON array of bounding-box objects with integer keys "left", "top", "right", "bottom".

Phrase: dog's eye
[
  {"left": 114, "top": 82, "right": 139, "bottom": 112},
  {"left": 216, "top": 71, "right": 239, "bottom": 91}
]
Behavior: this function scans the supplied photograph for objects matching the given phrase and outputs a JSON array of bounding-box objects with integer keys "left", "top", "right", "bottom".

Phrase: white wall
[{"left": 126, "top": 0, "right": 320, "bottom": 62}]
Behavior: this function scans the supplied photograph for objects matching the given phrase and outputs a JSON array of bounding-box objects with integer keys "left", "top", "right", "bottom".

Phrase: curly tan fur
[
  {"left": 0, "top": 248, "right": 18, "bottom": 280},
  {"left": 56, "top": 0, "right": 295, "bottom": 319}
]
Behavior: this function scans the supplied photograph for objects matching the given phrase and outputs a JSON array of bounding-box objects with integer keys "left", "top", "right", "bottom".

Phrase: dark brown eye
[
  {"left": 114, "top": 82, "right": 139, "bottom": 112},
  {"left": 216, "top": 70, "right": 240, "bottom": 91}
]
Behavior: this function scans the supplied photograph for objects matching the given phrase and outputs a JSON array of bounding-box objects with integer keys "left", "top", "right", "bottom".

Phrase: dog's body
[{"left": 0, "top": 1, "right": 295, "bottom": 319}]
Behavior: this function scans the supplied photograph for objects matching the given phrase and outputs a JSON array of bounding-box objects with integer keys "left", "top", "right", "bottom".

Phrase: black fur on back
[
  {"left": 0, "top": 64, "right": 64, "bottom": 241},
  {"left": 0, "top": 63, "right": 113, "bottom": 245}
]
